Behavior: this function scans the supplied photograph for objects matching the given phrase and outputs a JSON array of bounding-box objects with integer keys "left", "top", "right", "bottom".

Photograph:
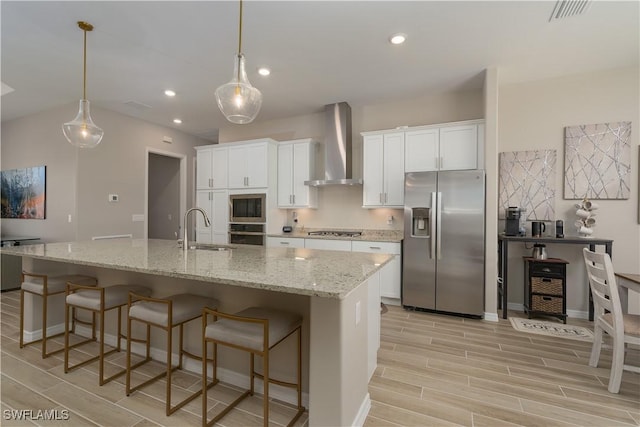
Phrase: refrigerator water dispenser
[{"left": 411, "top": 208, "right": 430, "bottom": 237}]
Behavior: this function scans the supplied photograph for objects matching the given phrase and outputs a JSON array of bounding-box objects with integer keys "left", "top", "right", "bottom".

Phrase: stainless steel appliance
[
  {"left": 531, "top": 221, "right": 546, "bottom": 237},
  {"left": 229, "top": 223, "right": 265, "bottom": 246},
  {"left": 505, "top": 207, "right": 521, "bottom": 236},
  {"left": 532, "top": 243, "right": 547, "bottom": 259},
  {"left": 402, "top": 170, "right": 485, "bottom": 317},
  {"left": 555, "top": 220, "right": 564, "bottom": 238},
  {"left": 229, "top": 193, "right": 266, "bottom": 223}
]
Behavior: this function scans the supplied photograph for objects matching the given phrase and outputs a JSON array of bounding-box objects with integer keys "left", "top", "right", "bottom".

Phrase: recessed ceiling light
[
  {"left": 164, "top": 89, "right": 176, "bottom": 97},
  {"left": 257, "top": 67, "right": 271, "bottom": 76},
  {"left": 389, "top": 33, "right": 407, "bottom": 45},
  {"left": 173, "top": 118, "right": 182, "bottom": 124}
]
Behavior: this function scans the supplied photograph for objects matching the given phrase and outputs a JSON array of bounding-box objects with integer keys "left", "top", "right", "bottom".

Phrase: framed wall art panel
[
  {"left": 564, "top": 122, "right": 631, "bottom": 200},
  {"left": 1, "top": 165, "right": 46, "bottom": 219},
  {"left": 499, "top": 150, "right": 556, "bottom": 221}
]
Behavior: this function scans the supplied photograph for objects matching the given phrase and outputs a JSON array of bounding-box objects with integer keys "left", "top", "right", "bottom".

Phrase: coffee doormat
[{"left": 509, "top": 317, "right": 594, "bottom": 341}]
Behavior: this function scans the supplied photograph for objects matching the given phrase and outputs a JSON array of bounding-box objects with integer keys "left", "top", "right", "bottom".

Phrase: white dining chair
[{"left": 583, "top": 248, "right": 640, "bottom": 393}]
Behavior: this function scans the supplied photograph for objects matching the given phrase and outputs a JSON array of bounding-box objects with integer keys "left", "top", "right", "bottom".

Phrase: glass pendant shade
[
  {"left": 63, "top": 99, "right": 104, "bottom": 148},
  {"left": 215, "top": 54, "right": 262, "bottom": 124}
]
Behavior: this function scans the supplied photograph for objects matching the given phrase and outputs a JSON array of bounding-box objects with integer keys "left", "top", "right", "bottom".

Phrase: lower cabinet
[
  {"left": 352, "top": 241, "right": 401, "bottom": 300},
  {"left": 196, "top": 190, "right": 229, "bottom": 244},
  {"left": 266, "top": 236, "right": 305, "bottom": 248},
  {"left": 304, "top": 238, "right": 352, "bottom": 251},
  {"left": 265, "top": 237, "right": 402, "bottom": 301}
]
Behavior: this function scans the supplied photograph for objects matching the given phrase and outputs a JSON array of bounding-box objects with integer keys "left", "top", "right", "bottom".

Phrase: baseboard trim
[
  {"left": 507, "top": 303, "right": 588, "bottom": 319},
  {"left": 352, "top": 392, "right": 371, "bottom": 427},
  {"left": 484, "top": 312, "right": 499, "bottom": 322},
  {"left": 22, "top": 322, "right": 65, "bottom": 342}
]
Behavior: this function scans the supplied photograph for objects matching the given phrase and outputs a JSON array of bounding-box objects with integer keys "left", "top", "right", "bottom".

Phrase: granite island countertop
[
  {"left": 268, "top": 228, "right": 403, "bottom": 243},
  {"left": 0, "top": 239, "right": 392, "bottom": 299}
]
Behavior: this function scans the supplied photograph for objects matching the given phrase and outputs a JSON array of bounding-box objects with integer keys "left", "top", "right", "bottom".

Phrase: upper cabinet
[
  {"left": 277, "top": 139, "right": 317, "bottom": 209},
  {"left": 405, "top": 122, "right": 484, "bottom": 172},
  {"left": 227, "top": 140, "right": 271, "bottom": 189},
  {"left": 362, "top": 132, "right": 405, "bottom": 208},
  {"left": 196, "top": 145, "right": 228, "bottom": 189}
]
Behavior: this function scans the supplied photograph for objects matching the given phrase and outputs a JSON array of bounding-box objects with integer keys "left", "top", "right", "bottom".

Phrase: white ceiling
[{"left": 1, "top": 1, "right": 638, "bottom": 141}]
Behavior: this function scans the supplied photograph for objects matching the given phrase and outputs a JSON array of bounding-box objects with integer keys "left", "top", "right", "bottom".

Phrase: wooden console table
[{"left": 498, "top": 235, "right": 613, "bottom": 320}]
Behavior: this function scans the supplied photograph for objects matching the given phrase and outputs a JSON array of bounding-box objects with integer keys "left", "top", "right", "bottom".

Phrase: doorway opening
[{"left": 146, "top": 149, "right": 186, "bottom": 240}]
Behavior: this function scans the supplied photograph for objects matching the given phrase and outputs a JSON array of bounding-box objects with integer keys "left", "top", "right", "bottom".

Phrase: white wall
[
  {"left": 1, "top": 103, "right": 210, "bottom": 242},
  {"left": 498, "top": 66, "right": 640, "bottom": 315}
]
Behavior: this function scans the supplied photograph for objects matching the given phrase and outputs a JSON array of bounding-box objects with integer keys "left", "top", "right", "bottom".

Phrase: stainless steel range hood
[{"left": 305, "top": 102, "right": 363, "bottom": 186}]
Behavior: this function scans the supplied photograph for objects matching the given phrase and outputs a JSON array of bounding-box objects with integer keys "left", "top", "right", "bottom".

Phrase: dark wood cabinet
[{"left": 523, "top": 257, "right": 569, "bottom": 323}]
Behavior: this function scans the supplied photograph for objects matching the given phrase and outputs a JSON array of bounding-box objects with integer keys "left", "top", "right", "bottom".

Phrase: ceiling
[{"left": 1, "top": 1, "right": 638, "bottom": 141}]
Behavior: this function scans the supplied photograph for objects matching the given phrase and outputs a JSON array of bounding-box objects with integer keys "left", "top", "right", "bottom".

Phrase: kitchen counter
[
  {"left": 269, "top": 228, "right": 403, "bottom": 242},
  {"left": 0, "top": 239, "right": 391, "bottom": 299},
  {"left": 2, "top": 238, "right": 390, "bottom": 426}
]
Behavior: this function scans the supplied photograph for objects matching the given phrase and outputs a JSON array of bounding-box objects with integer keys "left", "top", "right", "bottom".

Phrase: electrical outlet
[
  {"left": 68, "top": 214, "right": 72, "bottom": 223},
  {"left": 108, "top": 194, "right": 119, "bottom": 202},
  {"left": 355, "top": 301, "right": 361, "bottom": 325}
]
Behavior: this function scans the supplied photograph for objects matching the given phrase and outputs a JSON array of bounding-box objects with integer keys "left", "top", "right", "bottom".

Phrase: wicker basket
[
  {"left": 531, "top": 277, "right": 563, "bottom": 295},
  {"left": 531, "top": 295, "right": 563, "bottom": 313}
]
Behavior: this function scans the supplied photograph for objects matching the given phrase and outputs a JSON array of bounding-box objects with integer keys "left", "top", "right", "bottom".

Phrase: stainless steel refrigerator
[{"left": 402, "top": 170, "right": 485, "bottom": 317}]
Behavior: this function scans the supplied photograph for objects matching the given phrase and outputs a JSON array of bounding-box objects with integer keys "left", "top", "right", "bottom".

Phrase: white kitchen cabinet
[
  {"left": 266, "top": 236, "right": 305, "bottom": 248},
  {"left": 196, "top": 146, "right": 228, "bottom": 189},
  {"left": 352, "top": 241, "right": 401, "bottom": 300},
  {"left": 277, "top": 139, "right": 317, "bottom": 208},
  {"left": 228, "top": 142, "right": 269, "bottom": 189},
  {"left": 196, "top": 190, "right": 229, "bottom": 244},
  {"left": 439, "top": 124, "right": 478, "bottom": 171},
  {"left": 404, "top": 129, "right": 439, "bottom": 172},
  {"left": 405, "top": 123, "right": 479, "bottom": 172},
  {"left": 362, "top": 132, "right": 404, "bottom": 208},
  {"left": 304, "top": 238, "right": 352, "bottom": 251}
]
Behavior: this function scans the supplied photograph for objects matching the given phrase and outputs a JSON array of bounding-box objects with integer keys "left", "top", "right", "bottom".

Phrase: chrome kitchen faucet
[{"left": 182, "top": 207, "right": 210, "bottom": 252}]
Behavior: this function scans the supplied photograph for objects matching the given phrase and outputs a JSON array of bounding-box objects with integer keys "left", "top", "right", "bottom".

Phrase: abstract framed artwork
[
  {"left": 564, "top": 122, "right": 632, "bottom": 200},
  {"left": 1, "top": 165, "right": 46, "bottom": 219},
  {"left": 498, "top": 150, "right": 556, "bottom": 221}
]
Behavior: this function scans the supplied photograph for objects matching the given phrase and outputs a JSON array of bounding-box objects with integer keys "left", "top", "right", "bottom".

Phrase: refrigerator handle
[
  {"left": 430, "top": 192, "right": 436, "bottom": 259},
  {"left": 436, "top": 192, "right": 442, "bottom": 260}
]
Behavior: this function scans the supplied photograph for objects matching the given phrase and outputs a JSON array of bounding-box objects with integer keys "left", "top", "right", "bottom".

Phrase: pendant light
[
  {"left": 62, "top": 21, "right": 104, "bottom": 148},
  {"left": 215, "top": 0, "right": 262, "bottom": 124}
]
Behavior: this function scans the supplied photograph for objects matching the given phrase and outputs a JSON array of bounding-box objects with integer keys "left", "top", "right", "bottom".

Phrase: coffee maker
[{"left": 505, "top": 207, "right": 521, "bottom": 236}]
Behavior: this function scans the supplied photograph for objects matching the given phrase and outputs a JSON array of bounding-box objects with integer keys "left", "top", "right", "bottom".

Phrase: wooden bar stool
[
  {"left": 20, "top": 272, "right": 97, "bottom": 358},
  {"left": 64, "top": 282, "right": 151, "bottom": 385},
  {"left": 126, "top": 293, "right": 220, "bottom": 416},
  {"left": 201, "top": 307, "right": 304, "bottom": 427}
]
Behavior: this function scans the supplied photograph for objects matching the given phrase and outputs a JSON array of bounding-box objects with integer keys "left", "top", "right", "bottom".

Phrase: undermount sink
[{"left": 190, "top": 244, "right": 232, "bottom": 251}]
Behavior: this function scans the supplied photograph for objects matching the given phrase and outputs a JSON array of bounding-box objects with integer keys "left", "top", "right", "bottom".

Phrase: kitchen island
[{"left": 2, "top": 239, "right": 392, "bottom": 426}]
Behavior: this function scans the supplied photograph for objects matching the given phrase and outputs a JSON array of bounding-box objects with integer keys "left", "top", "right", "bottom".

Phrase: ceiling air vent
[
  {"left": 549, "top": 0, "right": 592, "bottom": 22},
  {"left": 123, "top": 100, "right": 152, "bottom": 110}
]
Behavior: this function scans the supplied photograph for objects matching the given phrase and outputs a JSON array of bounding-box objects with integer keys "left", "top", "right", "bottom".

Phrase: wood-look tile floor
[{"left": 2, "top": 290, "right": 639, "bottom": 426}]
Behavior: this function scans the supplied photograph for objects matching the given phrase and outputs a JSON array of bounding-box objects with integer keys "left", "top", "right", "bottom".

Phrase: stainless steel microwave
[{"left": 229, "top": 193, "right": 266, "bottom": 223}]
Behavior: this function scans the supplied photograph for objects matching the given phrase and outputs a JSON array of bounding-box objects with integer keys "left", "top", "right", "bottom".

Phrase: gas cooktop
[{"left": 307, "top": 230, "right": 362, "bottom": 237}]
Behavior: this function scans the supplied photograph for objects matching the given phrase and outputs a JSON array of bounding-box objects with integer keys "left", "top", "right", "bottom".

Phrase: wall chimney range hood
[{"left": 304, "top": 102, "right": 363, "bottom": 187}]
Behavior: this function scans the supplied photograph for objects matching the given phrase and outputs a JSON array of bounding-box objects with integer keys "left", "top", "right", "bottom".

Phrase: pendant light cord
[
  {"left": 236, "top": 0, "right": 243, "bottom": 83},
  {"left": 83, "top": 27, "right": 87, "bottom": 100},
  {"left": 238, "top": 0, "right": 243, "bottom": 55}
]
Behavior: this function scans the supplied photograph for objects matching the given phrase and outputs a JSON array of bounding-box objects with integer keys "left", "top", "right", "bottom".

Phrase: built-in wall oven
[
  {"left": 229, "top": 193, "right": 266, "bottom": 223},
  {"left": 229, "top": 223, "right": 265, "bottom": 246},
  {"left": 228, "top": 193, "right": 266, "bottom": 246}
]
